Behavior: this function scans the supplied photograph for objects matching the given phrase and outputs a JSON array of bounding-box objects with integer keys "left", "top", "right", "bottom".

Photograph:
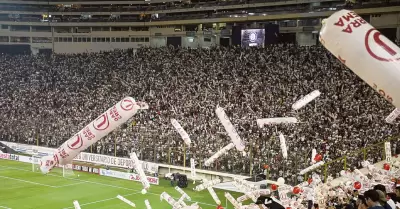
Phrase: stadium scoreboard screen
[{"left": 241, "top": 29, "right": 265, "bottom": 47}]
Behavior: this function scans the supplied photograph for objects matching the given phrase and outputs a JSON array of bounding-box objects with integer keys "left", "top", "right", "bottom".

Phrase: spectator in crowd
[
  {"left": 374, "top": 185, "right": 395, "bottom": 209},
  {"left": 357, "top": 195, "right": 368, "bottom": 209},
  {"left": 364, "top": 190, "right": 385, "bottom": 209},
  {"left": 395, "top": 185, "right": 400, "bottom": 202},
  {"left": 386, "top": 193, "right": 397, "bottom": 205},
  {"left": 0, "top": 45, "right": 398, "bottom": 185}
]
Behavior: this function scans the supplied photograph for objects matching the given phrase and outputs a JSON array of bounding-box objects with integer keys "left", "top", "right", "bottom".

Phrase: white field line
[
  {"left": 61, "top": 192, "right": 141, "bottom": 209},
  {"left": 0, "top": 175, "right": 57, "bottom": 188},
  {"left": 56, "top": 182, "right": 85, "bottom": 188},
  {"left": 0, "top": 165, "right": 218, "bottom": 207},
  {"left": 0, "top": 206, "right": 12, "bottom": 209}
]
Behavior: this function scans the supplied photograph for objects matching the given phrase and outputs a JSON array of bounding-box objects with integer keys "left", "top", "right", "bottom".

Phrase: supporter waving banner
[
  {"left": 39, "top": 97, "right": 142, "bottom": 174},
  {"left": 215, "top": 107, "right": 245, "bottom": 151}
]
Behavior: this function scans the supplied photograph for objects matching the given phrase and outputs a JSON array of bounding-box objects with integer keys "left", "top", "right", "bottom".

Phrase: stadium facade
[{"left": 0, "top": 0, "right": 399, "bottom": 53}]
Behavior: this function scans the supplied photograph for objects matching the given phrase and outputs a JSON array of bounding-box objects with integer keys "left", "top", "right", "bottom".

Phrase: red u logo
[{"left": 365, "top": 28, "right": 398, "bottom": 61}]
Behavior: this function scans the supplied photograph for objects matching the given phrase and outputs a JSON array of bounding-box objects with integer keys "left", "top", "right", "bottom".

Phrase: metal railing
[
  {"left": 1, "top": 121, "right": 399, "bottom": 184},
  {"left": 303, "top": 137, "right": 399, "bottom": 183}
]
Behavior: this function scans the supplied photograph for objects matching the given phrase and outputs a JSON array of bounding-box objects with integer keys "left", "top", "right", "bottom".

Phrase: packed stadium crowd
[{"left": 0, "top": 44, "right": 399, "bottom": 185}]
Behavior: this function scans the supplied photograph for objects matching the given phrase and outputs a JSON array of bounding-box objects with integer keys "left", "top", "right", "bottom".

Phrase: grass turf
[{"left": 0, "top": 159, "right": 241, "bottom": 209}]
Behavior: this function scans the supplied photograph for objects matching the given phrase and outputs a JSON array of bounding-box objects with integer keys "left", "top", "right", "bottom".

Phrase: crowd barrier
[
  {"left": 0, "top": 141, "right": 250, "bottom": 182},
  {"left": 301, "top": 137, "right": 400, "bottom": 183},
  {"left": 0, "top": 153, "right": 160, "bottom": 185},
  {"left": 2, "top": 137, "right": 399, "bottom": 184}
]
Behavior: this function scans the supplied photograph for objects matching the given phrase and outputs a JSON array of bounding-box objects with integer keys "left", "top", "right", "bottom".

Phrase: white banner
[
  {"left": 190, "top": 158, "right": 196, "bottom": 178},
  {"left": 385, "top": 142, "right": 392, "bottom": 163},
  {"left": 99, "top": 169, "right": 159, "bottom": 185},
  {"left": 215, "top": 107, "right": 245, "bottom": 151},
  {"left": 75, "top": 152, "right": 158, "bottom": 174},
  {"left": 19, "top": 155, "right": 32, "bottom": 163},
  {"left": 1, "top": 141, "right": 159, "bottom": 173},
  {"left": 171, "top": 119, "right": 191, "bottom": 146}
]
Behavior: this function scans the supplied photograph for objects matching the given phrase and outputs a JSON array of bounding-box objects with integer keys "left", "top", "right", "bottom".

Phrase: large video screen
[{"left": 241, "top": 29, "right": 265, "bottom": 48}]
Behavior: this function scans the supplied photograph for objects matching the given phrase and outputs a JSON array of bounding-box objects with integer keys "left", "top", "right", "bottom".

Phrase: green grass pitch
[{"left": 0, "top": 159, "right": 242, "bottom": 209}]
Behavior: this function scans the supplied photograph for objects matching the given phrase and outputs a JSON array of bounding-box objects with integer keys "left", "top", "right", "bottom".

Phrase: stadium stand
[
  {"left": 0, "top": 45, "right": 399, "bottom": 185},
  {"left": 0, "top": 0, "right": 399, "bottom": 188}
]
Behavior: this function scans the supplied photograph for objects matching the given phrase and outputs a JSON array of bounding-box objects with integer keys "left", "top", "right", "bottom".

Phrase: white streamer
[
  {"left": 215, "top": 107, "right": 245, "bottom": 151},
  {"left": 292, "top": 90, "right": 321, "bottom": 110},
  {"left": 385, "top": 142, "right": 392, "bottom": 163},
  {"left": 385, "top": 108, "right": 400, "bottom": 123},
  {"left": 225, "top": 192, "right": 242, "bottom": 209},
  {"left": 207, "top": 187, "right": 221, "bottom": 205},
  {"left": 171, "top": 119, "right": 191, "bottom": 146},
  {"left": 175, "top": 186, "right": 191, "bottom": 201},
  {"left": 300, "top": 161, "right": 325, "bottom": 175},
  {"left": 144, "top": 200, "right": 152, "bottom": 209},
  {"left": 233, "top": 178, "right": 258, "bottom": 192},
  {"left": 204, "top": 143, "right": 234, "bottom": 166},
  {"left": 117, "top": 195, "right": 136, "bottom": 207},
  {"left": 279, "top": 133, "right": 288, "bottom": 159},
  {"left": 190, "top": 158, "right": 196, "bottom": 179},
  {"left": 257, "top": 117, "right": 298, "bottom": 127},
  {"left": 177, "top": 195, "right": 188, "bottom": 207},
  {"left": 237, "top": 194, "right": 249, "bottom": 203},
  {"left": 130, "top": 152, "right": 150, "bottom": 192},
  {"left": 311, "top": 148, "right": 317, "bottom": 163},
  {"left": 193, "top": 179, "right": 221, "bottom": 191},
  {"left": 161, "top": 192, "right": 181, "bottom": 209},
  {"left": 73, "top": 200, "right": 81, "bottom": 209}
]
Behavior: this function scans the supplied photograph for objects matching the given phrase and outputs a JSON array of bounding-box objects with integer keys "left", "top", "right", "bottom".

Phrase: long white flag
[
  {"left": 215, "top": 107, "right": 245, "bottom": 151},
  {"left": 171, "top": 119, "right": 191, "bottom": 146}
]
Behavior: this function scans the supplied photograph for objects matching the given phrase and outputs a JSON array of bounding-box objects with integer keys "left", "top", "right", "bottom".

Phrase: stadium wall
[
  {"left": 53, "top": 42, "right": 150, "bottom": 54},
  {"left": 0, "top": 141, "right": 251, "bottom": 182},
  {"left": 370, "top": 13, "right": 400, "bottom": 28},
  {"left": 0, "top": 9, "right": 400, "bottom": 51}
]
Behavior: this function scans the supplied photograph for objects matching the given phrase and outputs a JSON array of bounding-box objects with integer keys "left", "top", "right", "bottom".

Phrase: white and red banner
[
  {"left": 320, "top": 9, "right": 400, "bottom": 108},
  {"left": 52, "top": 97, "right": 140, "bottom": 168},
  {"left": 99, "top": 169, "right": 159, "bottom": 185},
  {"left": 0, "top": 153, "right": 10, "bottom": 160}
]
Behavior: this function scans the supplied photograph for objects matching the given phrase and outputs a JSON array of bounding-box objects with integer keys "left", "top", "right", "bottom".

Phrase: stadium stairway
[{"left": 0, "top": 141, "right": 18, "bottom": 154}]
